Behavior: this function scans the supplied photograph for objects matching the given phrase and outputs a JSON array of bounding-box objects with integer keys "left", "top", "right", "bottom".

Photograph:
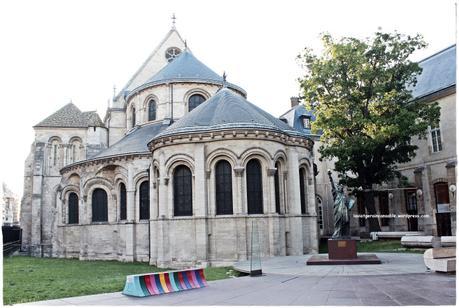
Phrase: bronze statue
[{"left": 328, "top": 170, "right": 355, "bottom": 239}]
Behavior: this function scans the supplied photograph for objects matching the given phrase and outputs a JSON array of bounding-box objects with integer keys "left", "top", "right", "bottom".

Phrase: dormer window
[{"left": 302, "top": 117, "right": 311, "bottom": 129}]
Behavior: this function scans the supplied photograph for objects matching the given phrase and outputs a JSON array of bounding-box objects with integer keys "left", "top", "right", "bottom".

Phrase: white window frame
[{"left": 430, "top": 125, "right": 443, "bottom": 153}]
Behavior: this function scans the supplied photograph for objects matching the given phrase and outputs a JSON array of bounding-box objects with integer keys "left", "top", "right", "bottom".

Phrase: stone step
[{"left": 424, "top": 248, "right": 456, "bottom": 273}]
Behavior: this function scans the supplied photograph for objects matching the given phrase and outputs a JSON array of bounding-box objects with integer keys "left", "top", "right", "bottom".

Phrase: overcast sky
[{"left": 0, "top": 0, "right": 456, "bottom": 196}]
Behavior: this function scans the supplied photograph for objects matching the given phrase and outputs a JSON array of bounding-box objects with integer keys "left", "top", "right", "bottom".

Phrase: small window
[
  {"left": 165, "top": 47, "right": 181, "bottom": 62},
  {"left": 188, "top": 94, "right": 206, "bottom": 112},
  {"left": 68, "top": 192, "right": 79, "bottom": 224},
  {"left": 274, "top": 162, "right": 281, "bottom": 214},
  {"left": 299, "top": 168, "right": 307, "bottom": 214},
  {"left": 139, "top": 181, "right": 150, "bottom": 220},
  {"left": 431, "top": 126, "right": 442, "bottom": 153},
  {"left": 119, "top": 183, "right": 127, "bottom": 220},
  {"left": 92, "top": 188, "right": 108, "bottom": 222},
  {"left": 302, "top": 117, "right": 311, "bottom": 129},
  {"left": 316, "top": 196, "right": 323, "bottom": 230},
  {"left": 132, "top": 108, "right": 136, "bottom": 127},
  {"left": 148, "top": 100, "right": 157, "bottom": 121}
]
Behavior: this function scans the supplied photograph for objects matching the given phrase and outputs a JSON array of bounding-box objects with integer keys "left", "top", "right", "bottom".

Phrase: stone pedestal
[
  {"left": 306, "top": 238, "right": 381, "bottom": 265},
  {"left": 328, "top": 239, "right": 357, "bottom": 260}
]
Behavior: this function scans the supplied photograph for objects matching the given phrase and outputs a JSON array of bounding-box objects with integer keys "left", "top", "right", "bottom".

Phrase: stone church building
[{"left": 20, "top": 23, "right": 319, "bottom": 267}]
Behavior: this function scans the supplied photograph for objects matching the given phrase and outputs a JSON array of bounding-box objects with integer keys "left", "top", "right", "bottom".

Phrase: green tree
[{"left": 298, "top": 31, "right": 440, "bottom": 231}]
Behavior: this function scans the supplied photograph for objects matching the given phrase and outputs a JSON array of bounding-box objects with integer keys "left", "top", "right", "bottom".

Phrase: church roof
[
  {"left": 153, "top": 88, "right": 305, "bottom": 140},
  {"left": 92, "top": 122, "right": 168, "bottom": 159},
  {"left": 126, "top": 50, "right": 246, "bottom": 99},
  {"left": 34, "top": 103, "right": 105, "bottom": 128},
  {"left": 411, "top": 44, "right": 456, "bottom": 99}
]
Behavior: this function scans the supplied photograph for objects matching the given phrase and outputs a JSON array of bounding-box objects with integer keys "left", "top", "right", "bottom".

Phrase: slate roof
[
  {"left": 127, "top": 50, "right": 246, "bottom": 99},
  {"left": 34, "top": 103, "right": 105, "bottom": 128},
  {"left": 280, "top": 104, "right": 317, "bottom": 136},
  {"left": 92, "top": 122, "right": 168, "bottom": 159},
  {"left": 153, "top": 88, "right": 305, "bottom": 140},
  {"left": 411, "top": 44, "right": 456, "bottom": 99}
]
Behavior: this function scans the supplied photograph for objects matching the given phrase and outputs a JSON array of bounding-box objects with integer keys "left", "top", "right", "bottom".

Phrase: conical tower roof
[
  {"left": 127, "top": 50, "right": 246, "bottom": 98},
  {"left": 152, "top": 88, "right": 303, "bottom": 140}
]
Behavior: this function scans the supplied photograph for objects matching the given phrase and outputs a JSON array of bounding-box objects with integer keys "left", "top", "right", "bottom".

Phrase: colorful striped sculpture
[{"left": 122, "top": 268, "right": 208, "bottom": 297}]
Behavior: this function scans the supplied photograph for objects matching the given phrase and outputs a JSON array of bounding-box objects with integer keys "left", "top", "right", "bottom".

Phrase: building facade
[
  {"left": 20, "top": 24, "right": 320, "bottom": 267},
  {"left": 283, "top": 45, "right": 456, "bottom": 238}
]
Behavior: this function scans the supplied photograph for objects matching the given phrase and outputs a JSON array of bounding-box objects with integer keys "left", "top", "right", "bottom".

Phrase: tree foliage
[{"left": 298, "top": 31, "right": 440, "bottom": 189}]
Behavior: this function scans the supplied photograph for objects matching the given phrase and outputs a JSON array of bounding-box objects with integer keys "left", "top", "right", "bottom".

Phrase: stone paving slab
[
  {"left": 18, "top": 272, "right": 455, "bottom": 306},
  {"left": 234, "top": 253, "right": 428, "bottom": 276}
]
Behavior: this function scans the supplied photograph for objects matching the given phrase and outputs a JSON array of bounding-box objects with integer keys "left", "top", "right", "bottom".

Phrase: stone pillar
[
  {"left": 286, "top": 148, "right": 302, "bottom": 255},
  {"left": 267, "top": 167, "right": 277, "bottom": 255},
  {"left": 234, "top": 166, "right": 247, "bottom": 260},
  {"left": 125, "top": 165, "right": 135, "bottom": 262},
  {"left": 194, "top": 144, "right": 208, "bottom": 263},
  {"left": 31, "top": 142, "right": 45, "bottom": 257},
  {"left": 446, "top": 161, "right": 456, "bottom": 235},
  {"left": 156, "top": 152, "right": 169, "bottom": 265},
  {"left": 415, "top": 166, "right": 435, "bottom": 235}
]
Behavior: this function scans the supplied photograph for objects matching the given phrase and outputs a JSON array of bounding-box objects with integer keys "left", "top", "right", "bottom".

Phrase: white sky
[{"left": 0, "top": 0, "right": 456, "bottom": 197}]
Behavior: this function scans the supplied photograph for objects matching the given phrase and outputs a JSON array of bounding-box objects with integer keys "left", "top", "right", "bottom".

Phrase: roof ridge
[{"left": 418, "top": 44, "right": 456, "bottom": 64}]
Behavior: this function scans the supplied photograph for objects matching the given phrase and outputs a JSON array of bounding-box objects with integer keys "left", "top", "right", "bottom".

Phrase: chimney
[{"left": 290, "top": 97, "right": 300, "bottom": 107}]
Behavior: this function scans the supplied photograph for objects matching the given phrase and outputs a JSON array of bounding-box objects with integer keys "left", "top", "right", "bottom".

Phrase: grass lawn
[
  {"left": 319, "top": 239, "right": 427, "bottom": 254},
  {"left": 3, "top": 256, "right": 235, "bottom": 305}
]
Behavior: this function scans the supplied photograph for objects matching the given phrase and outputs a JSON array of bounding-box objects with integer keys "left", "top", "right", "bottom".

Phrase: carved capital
[
  {"left": 234, "top": 166, "right": 244, "bottom": 177},
  {"left": 163, "top": 177, "right": 169, "bottom": 186},
  {"left": 267, "top": 168, "right": 277, "bottom": 176},
  {"left": 205, "top": 170, "right": 211, "bottom": 179}
]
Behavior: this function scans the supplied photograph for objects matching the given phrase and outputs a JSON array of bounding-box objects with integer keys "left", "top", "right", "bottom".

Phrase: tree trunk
[{"left": 363, "top": 190, "right": 381, "bottom": 232}]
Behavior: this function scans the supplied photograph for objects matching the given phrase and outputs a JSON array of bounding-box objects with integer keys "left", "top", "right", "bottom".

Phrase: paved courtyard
[{"left": 17, "top": 253, "right": 456, "bottom": 306}]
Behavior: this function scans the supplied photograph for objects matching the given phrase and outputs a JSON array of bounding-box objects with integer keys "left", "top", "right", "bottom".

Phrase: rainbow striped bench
[{"left": 122, "top": 268, "right": 208, "bottom": 297}]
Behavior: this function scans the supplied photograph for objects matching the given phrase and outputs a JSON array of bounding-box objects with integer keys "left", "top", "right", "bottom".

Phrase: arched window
[
  {"left": 246, "top": 159, "right": 263, "bottom": 214},
  {"left": 119, "top": 183, "right": 127, "bottom": 220},
  {"left": 148, "top": 100, "right": 156, "bottom": 121},
  {"left": 173, "top": 165, "right": 192, "bottom": 216},
  {"left": 316, "top": 196, "right": 323, "bottom": 230},
  {"left": 139, "top": 181, "right": 150, "bottom": 220},
  {"left": 188, "top": 94, "right": 206, "bottom": 112},
  {"left": 68, "top": 192, "right": 79, "bottom": 224},
  {"left": 69, "top": 139, "right": 82, "bottom": 163},
  {"left": 92, "top": 188, "right": 108, "bottom": 222},
  {"left": 50, "top": 139, "right": 60, "bottom": 166},
  {"left": 215, "top": 160, "right": 233, "bottom": 215},
  {"left": 299, "top": 168, "right": 307, "bottom": 214},
  {"left": 132, "top": 107, "right": 136, "bottom": 127},
  {"left": 274, "top": 162, "right": 281, "bottom": 214}
]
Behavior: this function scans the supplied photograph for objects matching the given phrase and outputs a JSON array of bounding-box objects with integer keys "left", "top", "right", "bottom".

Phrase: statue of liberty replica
[{"left": 328, "top": 170, "right": 355, "bottom": 239}]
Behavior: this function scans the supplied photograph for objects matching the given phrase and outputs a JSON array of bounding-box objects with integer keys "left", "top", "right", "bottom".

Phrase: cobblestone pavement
[{"left": 20, "top": 272, "right": 455, "bottom": 306}]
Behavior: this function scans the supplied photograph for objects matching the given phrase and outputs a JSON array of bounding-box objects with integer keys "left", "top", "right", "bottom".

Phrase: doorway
[
  {"left": 405, "top": 190, "right": 418, "bottom": 231},
  {"left": 434, "top": 182, "right": 452, "bottom": 236}
]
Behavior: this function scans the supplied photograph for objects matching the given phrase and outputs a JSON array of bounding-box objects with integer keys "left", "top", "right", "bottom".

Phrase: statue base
[
  {"left": 306, "top": 239, "right": 381, "bottom": 265},
  {"left": 328, "top": 239, "right": 357, "bottom": 259}
]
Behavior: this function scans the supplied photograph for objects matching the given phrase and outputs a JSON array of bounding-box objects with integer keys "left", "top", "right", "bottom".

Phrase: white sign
[{"left": 437, "top": 203, "right": 450, "bottom": 213}]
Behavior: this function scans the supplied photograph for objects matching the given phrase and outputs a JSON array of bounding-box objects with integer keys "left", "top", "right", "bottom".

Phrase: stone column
[
  {"left": 31, "top": 142, "right": 45, "bottom": 257},
  {"left": 234, "top": 166, "right": 247, "bottom": 260},
  {"left": 267, "top": 167, "right": 277, "bottom": 255},
  {"left": 194, "top": 144, "right": 208, "bottom": 263},
  {"left": 156, "top": 152, "right": 169, "bottom": 265},
  {"left": 286, "top": 147, "right": 302, "bottom": 255},
  {"left": 125, "top": 165, "right": 135, "bottom": 262}
]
